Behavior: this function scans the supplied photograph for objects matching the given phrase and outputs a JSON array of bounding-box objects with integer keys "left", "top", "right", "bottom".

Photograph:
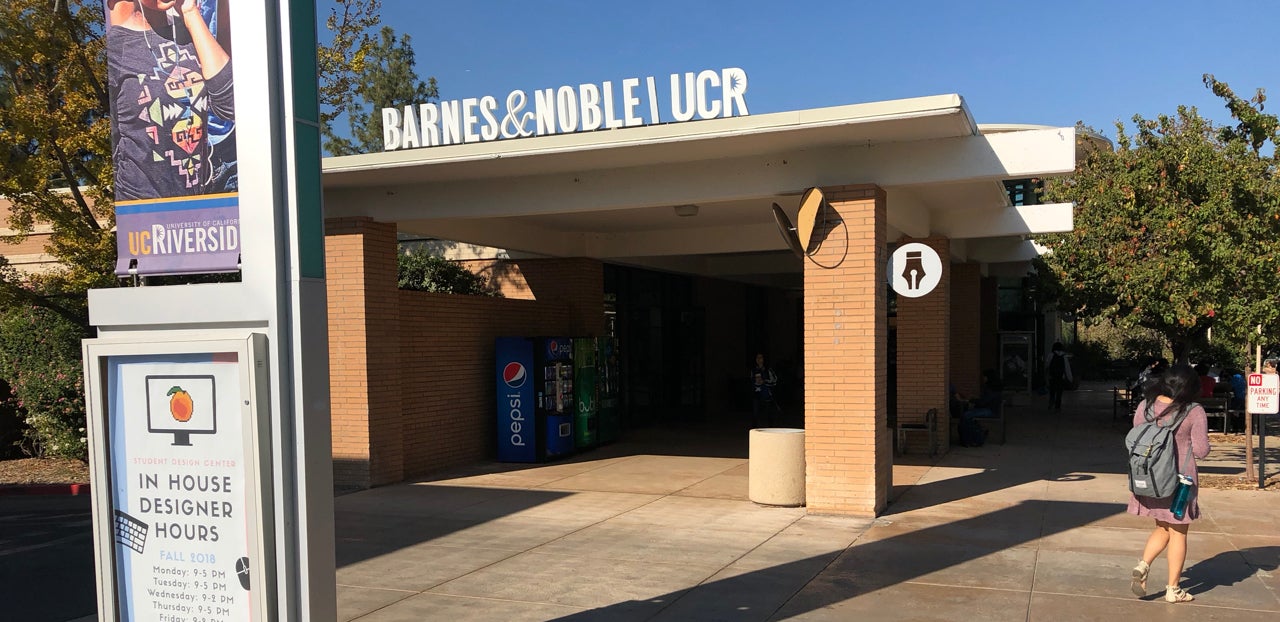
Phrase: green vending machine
[
  {"left": 573, "top": 338, "right": 598, "bottom": 448},
  {"left": 596, "top": 336, "right": 622, "bottom": 443}
]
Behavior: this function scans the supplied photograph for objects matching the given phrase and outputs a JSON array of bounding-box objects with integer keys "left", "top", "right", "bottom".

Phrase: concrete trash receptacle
[{"left": 748, "top": 428, "right": 805, "bottom": 506}]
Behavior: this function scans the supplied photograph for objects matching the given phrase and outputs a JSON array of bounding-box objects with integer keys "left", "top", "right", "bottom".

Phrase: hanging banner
[{"left": 104, "top": 0, "right": 240, "bottom": 276}]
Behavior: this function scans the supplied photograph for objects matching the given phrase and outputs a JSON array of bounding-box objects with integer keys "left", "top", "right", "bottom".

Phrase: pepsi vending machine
[
  {"left": 573, "top": 338, "right": 598, "bottom": 448},
  {"left": 496, "top": 337, "right": 575, "bottom": 462}
]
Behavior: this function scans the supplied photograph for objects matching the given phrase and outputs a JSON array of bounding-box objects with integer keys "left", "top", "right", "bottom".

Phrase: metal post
[{"left": 1261, "top": 413, "right": 1268, "bottom": 490}]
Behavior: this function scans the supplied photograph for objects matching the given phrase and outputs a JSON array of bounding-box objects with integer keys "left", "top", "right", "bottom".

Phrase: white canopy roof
[{"left": 322, "top": 94, "right": 1077, "bottom": 286}]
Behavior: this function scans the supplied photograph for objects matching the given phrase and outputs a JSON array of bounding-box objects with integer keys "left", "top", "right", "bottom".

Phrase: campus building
[{"left": 318, "top": 94, "right": 1082, "bottom": 516}]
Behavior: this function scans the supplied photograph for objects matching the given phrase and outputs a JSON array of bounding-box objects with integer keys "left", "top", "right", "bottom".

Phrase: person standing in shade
[
  {"left": 750, "top": 353, "right": 778, "bottom": 428},
  {"left": 1128, "top": 364, "right": 1211, "bottom": 603},
  {"left": 1045, "top": 342, "right": 1073, "bottom": 411}
]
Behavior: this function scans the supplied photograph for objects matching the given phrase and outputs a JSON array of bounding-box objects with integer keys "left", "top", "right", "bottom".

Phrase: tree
[
  {"left": 1037, "top": 78, "right": 1280, "bottom": 362},
  {"left": 317, "top": 0, "right": 380, "bottom": 151},
  {"left": 318, "top": 3, "right": 438, "bottom": 156},
  {"left": 0, "top": 0, "right": 116, "bottom": 328},
  {"left": 0, "top": 0, "right": 408, "bottom": 457}
]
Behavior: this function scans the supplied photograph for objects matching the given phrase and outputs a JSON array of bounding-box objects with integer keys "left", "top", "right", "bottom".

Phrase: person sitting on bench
[{"left": 962, "top": 370, "right": 1003, "bottom": 420}]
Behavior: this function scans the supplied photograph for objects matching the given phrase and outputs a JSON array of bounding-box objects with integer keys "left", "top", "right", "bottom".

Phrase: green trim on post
[{"left": 289, "top": 0, "right": 324, "bottom": 279}]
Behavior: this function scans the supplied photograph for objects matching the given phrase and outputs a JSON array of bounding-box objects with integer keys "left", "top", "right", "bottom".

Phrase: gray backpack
[{"left": 1125, "top": 402, "right": 1192, "bottom": 499}]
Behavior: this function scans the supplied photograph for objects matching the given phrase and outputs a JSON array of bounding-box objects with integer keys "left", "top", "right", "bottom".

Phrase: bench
[
  {"left": 896, "top": 408, "right": 938, "bottom": 456},
  {"left": 1199, "top": 396, "right": 1239, "bottom": 433},
  {"left": 1113, "top": 384, "right": 1139, "bottom": 423}
]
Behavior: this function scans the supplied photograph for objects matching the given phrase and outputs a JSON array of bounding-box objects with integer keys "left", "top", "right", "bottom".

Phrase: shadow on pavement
[
  {"left": 336, "top": 485, "right": 574, "bottom": 567},
  {"left": 548, "top": 500, "right": 1117, "bottom": 621},
  {"left": 1182, "top": 546, "right": 1280, "bottom": 596}
]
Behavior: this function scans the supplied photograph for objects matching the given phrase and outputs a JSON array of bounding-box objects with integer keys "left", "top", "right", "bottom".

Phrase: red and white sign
[{"left": 1247, "top": 373, "right": 1280, "bottom": 414}]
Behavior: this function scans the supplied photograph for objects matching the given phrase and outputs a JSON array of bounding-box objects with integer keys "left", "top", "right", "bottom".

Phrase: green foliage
[
  {"left": 320, "top": 5, "right": 438, "bottom": 155},
  {"left": 0, "top": 306, "right": 89, "bottom": 459},
  {"left": 1076, "top": 318, "right": 1168, "bottom": 371},
  {"left": 1038, "top": 79, "right": 1280, "bottom": 360},
  {"left": 398, "top": 252, "right": 499, "bottom": 296},
  {"left": 326, "top": 26, "right": 437, "bottom": 156},
  {"left": 318, "top": 0, "right": 381, "bottom": 134},
  {"left": 0, "top": 0, "right": 118, "bottom": 327},
  {"left": 0, "top": 378, "right": 21, "bottom": 459}
]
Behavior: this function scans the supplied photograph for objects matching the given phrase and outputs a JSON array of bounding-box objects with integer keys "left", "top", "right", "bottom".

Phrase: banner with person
[{"left": 104, "top": 0, "right": 239, "bottom": 276}]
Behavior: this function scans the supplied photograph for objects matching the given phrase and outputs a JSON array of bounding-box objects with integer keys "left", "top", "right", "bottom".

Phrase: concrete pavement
[{"left": 333, "top": 384, "right": 1280, "bottom": 621}]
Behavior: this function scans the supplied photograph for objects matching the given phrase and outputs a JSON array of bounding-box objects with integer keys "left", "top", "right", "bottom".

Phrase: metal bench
[{"left": 1199, "top": 396, "right": 1235, "bottom": 433}]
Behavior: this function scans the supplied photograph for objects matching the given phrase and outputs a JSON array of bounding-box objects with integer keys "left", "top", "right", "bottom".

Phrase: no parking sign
[{"left": 1247, "top": 373, "right": 1280, "bottom": 414}]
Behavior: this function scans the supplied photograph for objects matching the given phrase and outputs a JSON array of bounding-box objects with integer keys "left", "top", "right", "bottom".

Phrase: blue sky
[{"left": 367, "top": 0, "right": 1278, "bottom": 136}]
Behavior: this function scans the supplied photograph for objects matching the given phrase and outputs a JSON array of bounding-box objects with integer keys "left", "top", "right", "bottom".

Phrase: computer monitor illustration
[{"left": 145, "top": 375, "right": 216, "bottom": 446}]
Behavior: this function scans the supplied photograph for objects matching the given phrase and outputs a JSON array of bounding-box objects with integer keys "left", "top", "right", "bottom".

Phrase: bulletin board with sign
[{"left": 83, "top": 335, "right": 274, "bottom": 622}]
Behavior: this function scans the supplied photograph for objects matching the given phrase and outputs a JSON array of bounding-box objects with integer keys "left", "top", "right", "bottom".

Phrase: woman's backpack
[{"left": 1124, "top": 402, "right": 1192, "bottom": 499}]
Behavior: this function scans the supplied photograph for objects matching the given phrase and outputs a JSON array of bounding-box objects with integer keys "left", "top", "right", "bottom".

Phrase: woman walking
[{"left": 1128, "top": 364, "right": 1211, "bottom": 602}]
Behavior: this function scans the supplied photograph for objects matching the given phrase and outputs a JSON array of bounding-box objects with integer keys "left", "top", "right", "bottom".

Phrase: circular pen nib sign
[{"left": 887, "top": 243, "right": 943, "bottom": 298}]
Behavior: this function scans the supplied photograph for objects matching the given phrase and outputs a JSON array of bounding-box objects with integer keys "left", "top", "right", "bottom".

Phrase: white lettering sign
[
  {"left": 1247, "top": 373, "right": 1280, "bottom": 414},
  {"left": 104, "top": 354, "right": 255, "bottom": 621},
  {"left": 382, "top": 68, "right": 749, "bottom": 150}
]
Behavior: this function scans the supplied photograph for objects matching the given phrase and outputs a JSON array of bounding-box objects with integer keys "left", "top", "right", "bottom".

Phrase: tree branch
[{"left": 47, "top": 135, "right": 101, "bottom": 231}]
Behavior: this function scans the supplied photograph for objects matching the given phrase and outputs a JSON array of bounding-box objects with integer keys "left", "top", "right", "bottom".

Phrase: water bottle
[{"left": 1170, "top": 474, "right": 1194, "bottom": 520}]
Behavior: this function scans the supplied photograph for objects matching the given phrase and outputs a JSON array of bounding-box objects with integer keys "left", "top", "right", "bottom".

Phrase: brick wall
[
  {"left": 461, "top": 258, "right": 605, "bottom": 336},
  {"left": 397, "top": 292, "right": 570, "bottom": 477},
  {"left": 804, "top": 185, "right": 889, "bottom": 516},
  {"left": 895, "top": 236, "right": 951, "bottom": 455},
  {"left": 457, "top": 259, "right": 535, "bottom": 300},
  {"left": 328, "top": 236, "right": 605, "bottom": 487}
]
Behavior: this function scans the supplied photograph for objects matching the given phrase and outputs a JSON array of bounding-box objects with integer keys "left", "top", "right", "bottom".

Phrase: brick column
[
  {"left": 950, "top": 263, "right": 983, "bottom": 399},
  {"left": 325, "top": 217, "right": 402, "bottom": 489},
  {"left": 948, "top": 262, "right": 982, "bottom": 451},
  {"left": 895, "top": 236, "right": 951, "bottom": 454},
  {"left": 804, "top": 185, "right": 889, "bottom": 516}
]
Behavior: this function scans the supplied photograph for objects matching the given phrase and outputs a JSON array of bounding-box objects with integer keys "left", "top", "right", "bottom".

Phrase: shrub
[
  {"left": 0, "top": 378, "right": 21, "bottom": 459},
  {"left": 0, "top": 306, "right": 89, "bottom": 459},
  {"left": 1077, "top": 319, "right": 1167, "bottom": 377},
  {"left": 398, "top": 251, "right": 499, "bottom": 296}
]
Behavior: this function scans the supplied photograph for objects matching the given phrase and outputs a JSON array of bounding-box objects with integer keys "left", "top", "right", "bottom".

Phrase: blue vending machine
[{"left": 496, "top": 337, "right": 575, "bottom": 462}]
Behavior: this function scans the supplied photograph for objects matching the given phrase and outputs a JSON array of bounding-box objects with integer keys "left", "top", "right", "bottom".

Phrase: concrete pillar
[
  {"left": 324, "top": 217, "right": 403, "bottom": 489},
  {"left": 804, "top": 185, "right": 889, "bottom": 516},
  {"left": 895, "top": 236, "right": 951, "bottom": 454}
]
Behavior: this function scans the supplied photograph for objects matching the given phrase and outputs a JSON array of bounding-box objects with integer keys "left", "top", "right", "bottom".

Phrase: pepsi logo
[{"left": 503, "top": 362, "right": 527, "bottom": 388}]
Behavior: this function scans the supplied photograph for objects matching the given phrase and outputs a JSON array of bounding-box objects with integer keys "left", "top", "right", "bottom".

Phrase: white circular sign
[{"left": 887, "top": 243, "right": 943, "bottom": 298}]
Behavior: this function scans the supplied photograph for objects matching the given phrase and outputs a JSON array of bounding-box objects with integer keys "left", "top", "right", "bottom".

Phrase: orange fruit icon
[{"left": 168, "top": 386, "right": 194, "bottom": 422}]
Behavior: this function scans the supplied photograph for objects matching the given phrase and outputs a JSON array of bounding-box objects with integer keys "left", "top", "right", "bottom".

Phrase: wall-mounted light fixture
[{"left": 673, "top": 204, "right": 699, "bottom": 217}]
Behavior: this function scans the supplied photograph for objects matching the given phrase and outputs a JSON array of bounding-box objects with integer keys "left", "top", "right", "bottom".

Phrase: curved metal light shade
[{"left": 772, "top": 203, "right": 805, "bottom": 258}]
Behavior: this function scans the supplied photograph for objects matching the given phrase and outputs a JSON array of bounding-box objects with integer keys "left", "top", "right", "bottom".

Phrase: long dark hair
[{"left": 1142, "top": 363, "right": 1200, "bottom": 421}]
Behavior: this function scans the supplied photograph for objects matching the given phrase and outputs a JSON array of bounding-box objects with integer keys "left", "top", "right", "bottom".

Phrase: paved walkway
[{"left": 335, "top": 385, "right": 1280, "bottom": 621}]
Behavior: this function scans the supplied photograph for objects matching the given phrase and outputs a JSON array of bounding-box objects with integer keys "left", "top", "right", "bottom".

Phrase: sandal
[
  {"left": 1130, "top": 560, "right": 1149, "bottom": 597},
  {"left": 1164, "top": 585, "right": 1194, "bottom": 603}
]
